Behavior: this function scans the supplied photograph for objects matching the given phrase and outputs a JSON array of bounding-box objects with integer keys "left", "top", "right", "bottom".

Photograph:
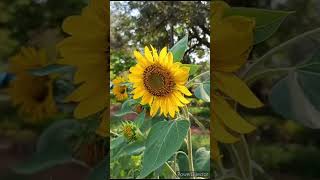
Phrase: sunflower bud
[{"left": 121, "top": 121, "right": 143, "bottom": 142}]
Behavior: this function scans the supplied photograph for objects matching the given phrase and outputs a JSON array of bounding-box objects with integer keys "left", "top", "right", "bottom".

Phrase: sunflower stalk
[
  {"left": 165, "top": 162, "right": 180, "bottom": 179},
  {"left": 182, "top": 106, "right": 195, "bottom": 179},
  {"left": 224, "top": 103, "right": 254, "bottom": 180}
]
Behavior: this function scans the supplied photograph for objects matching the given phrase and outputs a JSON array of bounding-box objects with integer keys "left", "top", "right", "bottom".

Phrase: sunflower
[
  {"left": 128, "top": 46, "right": 192, "bottom": 118},
  {"left": 211, "top": 1, "right": 263, "bottom": 144},
  {"left": 7, "top": 47, "right": 57, "bottom": 122},
  {"left": 112, "top": 76, "right": 128, "bottom": 101},
  {"left": 112, "top": 76, "right": 126, "bottom": 85},
  {"left": 58, "top": 0, "right": 109, "bottom": 137}
]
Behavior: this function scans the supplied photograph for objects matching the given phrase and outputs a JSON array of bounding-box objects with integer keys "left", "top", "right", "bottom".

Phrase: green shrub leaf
[
  {"left": 182, "top": 64, "right": 201, "bottom": 76},
  {"left": 87, "top": 156, "right": 109, "bottom": 180},
  {"left": 194, "top": 83, "right": 210, "bottom": 102},
  {"left": 194, "top": 147, "right": 210, "bottom": 172},
  {"left": 224, "top": 8, "right": 292, "bottom": 44},
  {"left": 170, "top": 35, "right": 188, "bottom": 62},
  {"left": 270, "top": 51, "right": 320, "bottom": 128},
  {"left": 114, "top": 99, "right": 138, "bottom": 117},
  {"left": 13, "top": 120, "right": 80, "bottom": 174},
  {"left": 134, "top": 110, "right": 146, "bottom": 128},
  {"left": 29, "top": 64, "right": 74, "bottom": 76}
]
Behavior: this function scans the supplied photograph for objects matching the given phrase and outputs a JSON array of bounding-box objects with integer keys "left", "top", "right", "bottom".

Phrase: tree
[{"left": 110, "top": 1, "right": 210, "bottom": 64}]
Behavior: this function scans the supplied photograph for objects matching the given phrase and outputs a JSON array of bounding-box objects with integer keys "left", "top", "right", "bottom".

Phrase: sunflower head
[
  {"left": 128, "top": 46, "right": 192, "bottom": 118},
  {"left": 112, "top": 76, "right": 128, "bottom": 101},
  {"left": 112, "top": 76, "right": 126, "bottom": 85},
  {"left": 7, "top": 47, "right": 57, "bottom": 122},
  {"left": 212, "top": 1, "right": 255, "bottom": 72}
]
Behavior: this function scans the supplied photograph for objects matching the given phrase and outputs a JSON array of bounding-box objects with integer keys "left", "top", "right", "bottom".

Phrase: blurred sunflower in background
[
  {"left": 211, "top": 1, "right": 263, "bottom": 147},
  {"left": 112, "top": 76, "right": 128, "bottom": 101},
  {"left": 128, "top": 46, "right": 192, "bottom": 118},
  {"left": 58, "top": 0, "right": 109, "bottom": 137},
  {"left": 7, "top": 47, "right": 57, "bottom": 123}
]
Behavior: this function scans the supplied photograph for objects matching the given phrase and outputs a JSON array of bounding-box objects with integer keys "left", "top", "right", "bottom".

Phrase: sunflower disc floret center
[
  {"left": 143, "top": 64, "right": 175, "bottom": 97},
  {"left": 119, "top": 86, "right": 126, "bottom": 94},
  {"left": 32, "top": 77, "right": 50, "bottom": 103}
]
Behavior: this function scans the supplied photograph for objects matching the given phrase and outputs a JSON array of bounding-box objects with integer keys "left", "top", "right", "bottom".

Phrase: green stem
[
  {"left": 188, "top": 112, "right": 207, "bottom": 131},
  {"left": 244, "top": 67, "right": 293, "bottom": 85},
  {"left": 165, "top": 162, "right": 179, "bottom": 179},
  {"left": 240, "top": 135, "right": 253, "bottom": 180},
  {"left": 110, "top": 131, "right": 120, "bottom": 137},
  {"left": 216, "top": 160, "right": 225, "bottom": 176},
  {"left": 182, "top": 107, "right": 195, "bottom": 179},
  {"left": 230, "top": 144, "right": 247, "bottom": 180},
  {"left": 187, "top": 127, "right": 195, "bottom": 179}
]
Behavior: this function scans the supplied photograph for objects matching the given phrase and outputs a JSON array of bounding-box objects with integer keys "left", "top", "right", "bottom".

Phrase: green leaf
[
  {"left": 224, "top": 8, "right": 292, "bottom": 44},
  {"left": 123, "top": 140, "right": 145, "bottom": 156},
  {"left": 29, "top": 64, "right": 74, "bottom": 76},
  {"left": 170, "top": 35, "right": 188, "bottom": 62},
  {"left": 87, "top": 156, "right": 109, "bottom": 180},
  {"left": 177, "top": 151, "right": 189, "bottom": 172},
  {"left": 134, "top": 110, "right": 146, "bottom": 128},
  {"left": 13, "top": 120, "right": 80, "bottom": 174},
  {"left": 111, "top": 139, "right": 145, "bottom": 161},
  {"left": 139, "top": 120, "right": 190, "bottom": 178},
  {"left": 114, "top": 99, "right": 138, "bottom": 117},
  {"left": 194, "top": 147, "right": 210, "bottom": 172},
  {"left": 194, "top": 83, "right": 210, "bottom": 102},
  {"left": 111, "top": 136, "right": 125, "bottom": 150},
  {"left": 181, "top": 64, "right": 200, "bottom": 76},
  {"left": 243, "top": 28, "right": 320, "bottom": 84},
  {"left": 176, "top": 151, "right": 189, "bottom": 179},
  {"left": 270, "top": 70, "right": 320, "bottom": 128}
]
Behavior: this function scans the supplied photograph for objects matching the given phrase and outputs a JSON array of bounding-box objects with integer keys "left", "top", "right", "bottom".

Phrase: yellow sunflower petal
[
  {"left": 159, "top": 47, "right": 167, "bottom": 62},
  {"left": 140, "top": 93, "right": 153, "bottom": 106},
  {"left": 150, "top": 45, "right": 159, "bottom": 62},
  {"left": 214, "top": 95, "right": 256, "bottom": 134},
  {"left": 144, "top": 46, "right": 153, "bottom": 63},
  {"left": 74, "top": 93, "right": 106, "bottom": 119},
  {"left": 150, "top": 97, "right": 160, "bottom": 117},
  {"left": 215, "top": 72, "right": 263, "bottom": 108},
  {"left": 174, "top": 91, "right": 190, "bottom": 104},
  {"left": 212, "top": 113, "right": 239, "bottom": 143},
  {"left": 134, "top": 50, "right": 148, "bottom": 67},
  {"left": 176, "top": 85, "right": 192, "bottom": 96},
  {"left": 133, "top": 88, "right": 145, "bottom": 99},
  {"left": 96, "top": 110, "right": 109, "bottom": 137}
]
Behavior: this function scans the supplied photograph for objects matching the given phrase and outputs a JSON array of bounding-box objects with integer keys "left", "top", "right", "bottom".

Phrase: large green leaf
[
  {"left": 134, "top": 110, "right": 146, "bottom": 128},
  {"left": 270, "top": 52, "right": 320, "bottom": 128},
  {"left": 224, "top": 7, "right": 292, "bottom": 44},
  {"left": 243, "top": 28, "right": 320, "bottom": 84},
  {"left": 87, "top": 156, "right": 109, "bottom": 180},
  {"left": 13, "top": 120, "right": 80, "bottom": 174},
  {"left": 170, "top": 35, "right": 188, "bottom": 62},
  {"left": 29, "top": 64, "right": 74, "bottom": 76},
  {"left": 111, "top": 136, "right": 125, "bottom": 150},
  {"left": 194, "top": 147, "right": 210, "bottom": 172},
  {"left": 194, "top": 82, "right": 210, "bottom": 102},
  {"left": 181, "top": 64, "right": 201, "bottom": 76},
  {"left": 139, "top": 120, "right": 190, "bottom": 178},
  {"left": 114, "top": 99, "right": 138, "bottom": 117}
]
